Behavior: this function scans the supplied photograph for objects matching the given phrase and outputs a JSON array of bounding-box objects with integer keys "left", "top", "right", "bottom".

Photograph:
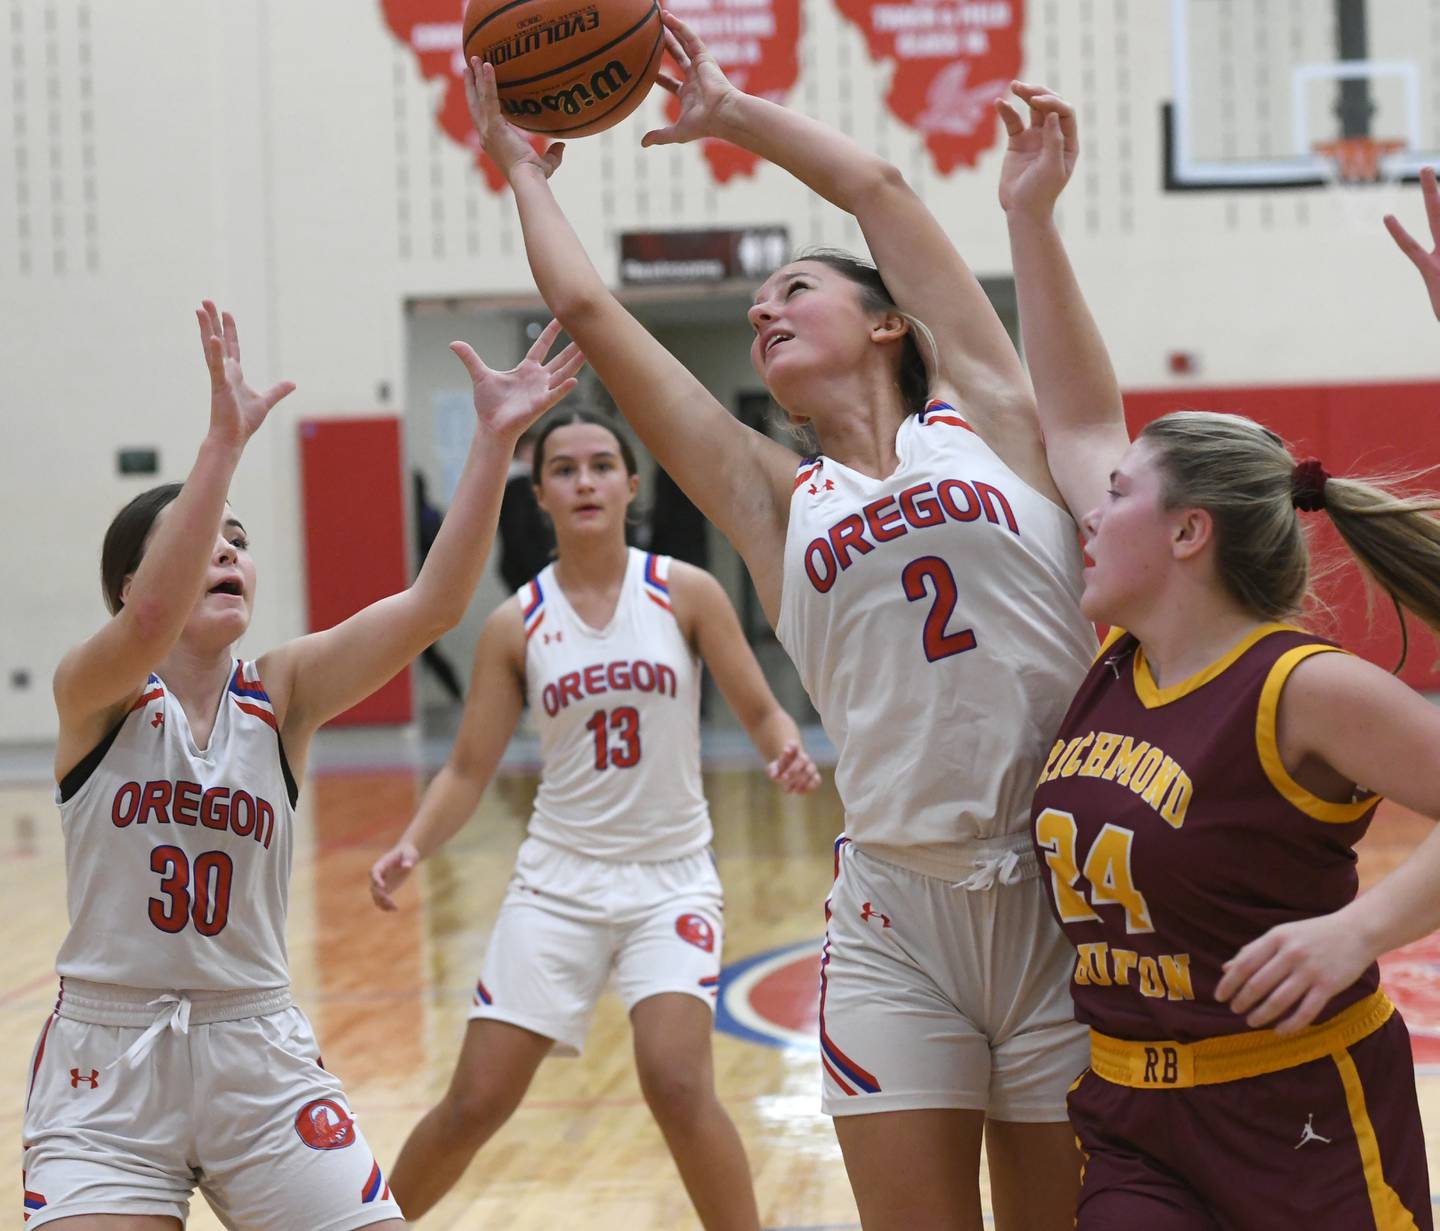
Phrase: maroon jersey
[{"left": 1030, "top": 623, "right": 1381, "bottom": 1043}]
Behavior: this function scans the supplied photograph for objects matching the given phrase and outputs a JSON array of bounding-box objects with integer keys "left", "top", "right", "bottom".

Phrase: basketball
[{"left": 463, "top": 0, "right": 664, "bottom": 138}]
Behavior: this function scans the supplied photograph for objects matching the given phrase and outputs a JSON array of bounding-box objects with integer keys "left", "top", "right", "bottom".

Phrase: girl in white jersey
[
  {"left": 464, "top": 25, "right": 1096, "bottom": 1230},
  {"left": 23, "top": 304, "right": 582, "bottom": 1231},
  {"left": 368, "top": 411, "right": 819, "bottom": 1227}
]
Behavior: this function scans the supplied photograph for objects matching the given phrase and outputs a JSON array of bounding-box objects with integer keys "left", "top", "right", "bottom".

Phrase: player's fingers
[
  {"left": 1384, "top": 213, "right": 1427, "bottom": 264},
  {"left": 449, "top": 340, "right": 488, "bottom": 382},
  {"left": 1225, "top": 951, "right": 1291, "bottom": 1016},
  {"left": 1273, "top": 985, "right": 1331, "bottom": 1037},
  {"left": 1242, "top": 971, "right": 1309, "bottom": 1029},
  {"left": 221, "top": 311, "right": 240, "bottom": 362},
  {"left": 655, "top": 73, "right": 682, "bottom": 96},
  {"left": 662, "top": 9, "right": 705, "bottom": 62},
  {"left": 1422, "top": 165, "right": 1440, "bottom": 244},
  {"left": 662, "top": 26, "right": 690, "bottom": 71},
  {"left": 260, "top": 381, "right": 297, "bottom": 412},
  {"left": 527, "top": 317, "right": 565, "bottom": 362},
  {"left": 995, "top": 98, "right": 1025, "bottom": 138},
  {"left": 1215, "top": 934, "right": 1276, "bottom": 1002}
]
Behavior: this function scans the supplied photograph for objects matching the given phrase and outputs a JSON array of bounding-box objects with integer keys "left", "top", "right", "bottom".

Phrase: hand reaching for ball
[
  {"left": 641, "top": 11, "right": 740, "bottom": 148},
  {"left": 463, "top": 57, "right": 566, "bottom": 182}
]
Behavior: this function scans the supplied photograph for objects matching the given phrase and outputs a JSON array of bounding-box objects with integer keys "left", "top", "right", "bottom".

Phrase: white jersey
[
  {"left": 777, "top": 401, "right": 1095, "bottom": 881},
  {"left": 54, "top": 660, "right": 294, "bottom": 991},
  {"left": 521, "top": 549, "right": 711, "bottom": 861}
]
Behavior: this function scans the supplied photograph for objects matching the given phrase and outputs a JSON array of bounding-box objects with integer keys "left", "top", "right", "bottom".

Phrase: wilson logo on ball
[{"left": 464, "top": 0, "right": 663, "bottom": 136}]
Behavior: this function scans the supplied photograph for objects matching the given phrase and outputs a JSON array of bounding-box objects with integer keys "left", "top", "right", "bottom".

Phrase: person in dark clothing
[
  {"left": 413, "top": 470, "right": 467, "bottom": 702},
  {"left": 496, "top": 428, "right": 555, "bottom": 592}
]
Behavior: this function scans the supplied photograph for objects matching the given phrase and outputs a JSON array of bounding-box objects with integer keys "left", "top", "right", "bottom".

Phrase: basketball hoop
[
  {"left": 1314, "top": 137, "right": 1405, "bottom": 184},
  {"left": 1314, "top": 136, "right": 1407, "bottom": 232}
]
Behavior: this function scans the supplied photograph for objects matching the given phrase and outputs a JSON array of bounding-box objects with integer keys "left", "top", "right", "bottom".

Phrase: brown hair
[
  {"left": 100, "top": 483, "right": 184, "bottom": 615},
  {"left": 530, "top": 410, "right": 638, "bottom": 486},
  {"left": 1141, "top": 411, "right": 1440, "bottom": 663}
]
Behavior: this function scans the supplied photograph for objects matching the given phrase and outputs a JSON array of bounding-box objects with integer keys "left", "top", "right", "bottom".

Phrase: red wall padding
[
  {"left": 298, "top": 416, "right": 413, "bottom": 725},
  {"left": 1122, "top": 381, "right": 1440, "bottom": 689}
]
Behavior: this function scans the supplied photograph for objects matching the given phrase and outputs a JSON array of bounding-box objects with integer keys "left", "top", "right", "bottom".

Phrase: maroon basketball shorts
[{"left": 1068, "top": 998, "right": 1430, "bottom": 1230}]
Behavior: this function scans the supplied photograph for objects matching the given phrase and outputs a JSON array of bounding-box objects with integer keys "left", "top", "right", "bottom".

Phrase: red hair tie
[{"left": 1291, "top": 458, "right": 1330, "bottom": 513}]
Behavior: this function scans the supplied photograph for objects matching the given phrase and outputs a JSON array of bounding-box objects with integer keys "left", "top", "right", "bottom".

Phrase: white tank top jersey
[
  {"left": 54, "top": 660, "right": 296, "bottom": 991},
  {"left": 777, "top": 401, "right": 1096, "bottom": 882},
  {"left": 521, "top": 548, "right": 712, "bottom": 862}
]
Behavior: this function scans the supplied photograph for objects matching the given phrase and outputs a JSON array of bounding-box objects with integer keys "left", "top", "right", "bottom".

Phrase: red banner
[
  {"left": 660, "top": 0, "right": 802, "bottom": 183},
  {"left": 831, "top": 0, "right": 1023, "bottom": 173},
  {"left": 381, "top": 1, "right": 544, "bottom": 192}
]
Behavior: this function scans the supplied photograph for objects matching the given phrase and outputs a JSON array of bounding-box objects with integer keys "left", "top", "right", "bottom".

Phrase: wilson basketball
[{"left": 463, "top": 0, "right": 664, "bottom": 138}]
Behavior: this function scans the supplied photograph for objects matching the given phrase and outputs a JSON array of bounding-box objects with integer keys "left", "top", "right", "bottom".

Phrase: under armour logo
[
  {"left": 544, "top": 631, "right": 562, "bottom": 645},
  {"left": 859, "top": 901, "right": 891, "bottom": 928},
  {"left": 807, "top": 480, "right": 835, "bottom": 496},
  {"left": 69, "top": 1068, "right": 99, "bottom": 1089},
  {"left": 1295, "top": 1114, "right": 1331, "bottom": 1148},
  {"left": 151, "top": 712, "right": 164, "bottom": 729}
]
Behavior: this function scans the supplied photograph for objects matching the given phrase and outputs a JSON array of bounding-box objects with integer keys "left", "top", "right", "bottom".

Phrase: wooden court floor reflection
[{"left": 5, "top": 762, "right": 1440, "bottom": 1228}]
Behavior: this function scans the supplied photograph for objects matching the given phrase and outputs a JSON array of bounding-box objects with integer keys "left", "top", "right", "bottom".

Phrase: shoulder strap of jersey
[{"left": 642, "top": 553, "right": 673, "bottom": 613}]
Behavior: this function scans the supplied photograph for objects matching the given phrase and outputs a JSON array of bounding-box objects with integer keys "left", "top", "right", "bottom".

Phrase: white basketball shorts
[
  {"left": 22, "top": 980, "right": 401, "bottom": 1229},
  {"left": 819, "top": 836, "right": 1088, "bottom": 1121},
  {"left": 468, "top": 836, "right": 724, "bottom": 1055}
]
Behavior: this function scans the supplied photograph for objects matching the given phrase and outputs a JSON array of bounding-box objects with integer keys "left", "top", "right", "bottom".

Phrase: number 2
[{"left": 900, "top": 556, "right": 977, "bottom": 662}]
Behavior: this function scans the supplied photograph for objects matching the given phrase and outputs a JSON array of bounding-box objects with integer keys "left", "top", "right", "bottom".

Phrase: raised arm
[
  {"left": 996, "top": 83, "right": 1129, "bottom": 522},
  {"left": 646, "top": 14, "right": 1031, "bottom": 433},
  {"left": 263, "top": 321, "right": 581, "bottom": 770},
  {"left": 466, "top": 60, "right": 796, "bottom": 620},
  {"left": 369, "top": 604, "right": 526, "bottom": 911},
  {"left": 53, "top": 303, "right": 293, "bottom": 772},
  {"left": 671, "top": 564, "right": 820, "bottom": 794},
  {"left": 1384, "top": 165, "right": 1440, "bottom": 320}
]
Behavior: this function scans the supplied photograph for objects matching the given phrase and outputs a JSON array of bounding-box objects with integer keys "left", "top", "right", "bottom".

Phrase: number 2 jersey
[
  {"left": 1029, "top": 625, "right": 1382, "bottom": 1043},
  {"left": 776, "top": 401, "right": 1095, "bottom": 881},
  {"left": 54, "top": 660, "right": 296, "bottom": 991},
  {"left": 520, "top": 548, "right": 711, "bottom": 862}
]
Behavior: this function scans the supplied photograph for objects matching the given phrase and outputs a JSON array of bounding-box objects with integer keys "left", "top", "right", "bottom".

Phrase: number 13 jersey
[
  {"left": 777, "top": 403, "right": 1095, "bottom": 881},
  {"left": 521, "top": 548, "right": 711, "bottom": 862}
]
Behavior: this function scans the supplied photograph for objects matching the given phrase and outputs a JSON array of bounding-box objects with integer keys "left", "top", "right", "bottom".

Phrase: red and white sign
[
  {"left": 831, "top": 0, "right": 1023, "bottom": 173},
  {"left": 381, "top": 0, "right": 545, "bottom": 192},
  {"left": 660, "top": 0, "right": 802, "bottom": 182}
]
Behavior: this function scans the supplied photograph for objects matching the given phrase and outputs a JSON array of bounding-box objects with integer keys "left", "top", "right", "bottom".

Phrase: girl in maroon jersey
[
  {"left": 1002, "top": 86, "right": 1440, "bottom": 1228},
  {"left": 368, "top": 409, "right": 818, "bottom": 1228}
]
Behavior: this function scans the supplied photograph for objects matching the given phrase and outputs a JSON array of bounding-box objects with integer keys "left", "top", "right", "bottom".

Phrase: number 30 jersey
[
  {"left": 521, "top": 549, "right": 711, "bottom": 862},
  {"left": 54, "top": 660, "right": 296, "bottom": 992},
  {"left": 776, "top": 402, "right": 1094, "bottom": 881}
]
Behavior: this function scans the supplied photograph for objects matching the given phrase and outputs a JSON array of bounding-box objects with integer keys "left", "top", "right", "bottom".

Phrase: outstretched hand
[
  {"left": 451, "top": 317, "right": 585, "bottom": 442},
  {"left": 1385, "top": 165, "right": 1440, "bottom": 320},
  {"left": 641, "top": 10, "right": 739, "bottom": 148},
  {"left": 767, "top": 741, "right": 822, "bottom": 795},
  {"left": 463, "top": 57, "right": 566, "bottom": 182},
  {"left": 370, "top": 842, "right": 421, "bottom": 912},
  {"left": 996, "top": 82, "right": 1078, "bottom": 219},
  {"left": 1214, "top": 910, "right": 1374, "bottom": 1036},
  {"left": 196, "top": 300, "right": 295, "bottom": 448}
]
